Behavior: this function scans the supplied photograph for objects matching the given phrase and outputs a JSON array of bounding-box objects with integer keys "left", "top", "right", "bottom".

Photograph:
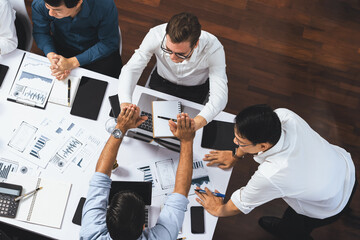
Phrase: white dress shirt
[
  {"left": 118, "top": 23, "right": 228, "bottom": 123},
  {"left": 231, "top": 108, "right": 355, "bottom": 219},
  {"left": 0, "top": 0, "right": 17, "bottom": 55}
]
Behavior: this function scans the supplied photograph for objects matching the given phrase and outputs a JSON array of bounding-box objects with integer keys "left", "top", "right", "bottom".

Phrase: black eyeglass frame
[{"left": 160, "top": 35, "right": 196, "bottom": 59}]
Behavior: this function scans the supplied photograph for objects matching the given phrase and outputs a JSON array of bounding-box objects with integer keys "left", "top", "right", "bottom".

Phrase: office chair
[
  {"left": 119, "top": 26, "right": 122, "bottom": 55},
  {"left": 9, "top": 0, "right": 33, "bottom": 51}
]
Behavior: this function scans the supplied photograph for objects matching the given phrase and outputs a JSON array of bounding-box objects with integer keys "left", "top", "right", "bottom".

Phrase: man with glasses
[
  {"left": 198, "top": 104, "right": 356, "bottom": 240},
  {"left": 118, "top": 12, "right": 228, "bottom": 130}
]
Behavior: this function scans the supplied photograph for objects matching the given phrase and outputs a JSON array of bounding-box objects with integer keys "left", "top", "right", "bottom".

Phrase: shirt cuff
[
  {"left": 75, "top": 52, "right": 88, "bottom": 66},
  {"left": 230, "top": 188, "right": 254, "bottom": 214},
  {"left": 42, "top": 45, "right": 57, "bottom": 57}
]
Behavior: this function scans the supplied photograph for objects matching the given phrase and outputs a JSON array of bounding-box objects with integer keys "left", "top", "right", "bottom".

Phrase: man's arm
[
  {"left": 196, "top": 41, "right": 228, "bottom": 129},
  {"left": 195, "top": 187, "right": 240, "bottom": 217},
  {"left": 118, "top": 27, "right": 160, "bottom": 109},
  {"left": 32, "top": 1, "right": 57, "bottom": 57},
  {"left": 96, "top": 105, "right": 147, "bottom": 176},
  {"left": 169, "top": 113, "right": 196, "bottom": 197}
]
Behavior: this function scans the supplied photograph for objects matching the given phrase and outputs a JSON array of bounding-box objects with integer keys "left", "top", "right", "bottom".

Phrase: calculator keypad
[{"left": 0, "top": 194, "right": 19, "bottom": 218}]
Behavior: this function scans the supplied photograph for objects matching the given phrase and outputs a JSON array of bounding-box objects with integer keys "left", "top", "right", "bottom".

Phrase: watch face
[{"left": 112, "top": 128, "right": 122, "bottom": 139}]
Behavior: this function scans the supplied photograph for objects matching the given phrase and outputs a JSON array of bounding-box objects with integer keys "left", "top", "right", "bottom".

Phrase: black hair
[
  {"left": 166, "top": 12, "right": 201, "bottom": 48},
  {"left": 44, "top": 0, "right": 80, "bottom": 8},
  {"left": 235, "top": 104, "right": 281, "bottom": 145},
  {"left": 106, "top": 191, "right": 145, "bottom": 240}
]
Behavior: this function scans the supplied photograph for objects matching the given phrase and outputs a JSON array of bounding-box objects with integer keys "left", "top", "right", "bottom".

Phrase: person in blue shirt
[
  {"left": 32, "top": 0, "right": 122, "bottom": 79},
  {"left": 80, "top": 105, "right": 195, "bottom": 240}
]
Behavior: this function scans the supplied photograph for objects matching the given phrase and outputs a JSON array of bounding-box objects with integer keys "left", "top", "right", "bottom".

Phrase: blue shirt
[
  {"left": 80, "top": 172, "right": 189, "bottom": 240},
  {"left": 31, "top": 0, "right": 119, "bottom": 66}
]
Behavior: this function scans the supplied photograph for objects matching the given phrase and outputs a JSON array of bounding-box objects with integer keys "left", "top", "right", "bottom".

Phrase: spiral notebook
[
  {"left": 152, "top": 100, "right": 181, "bottom": 138},
  {"left": 7, "top": 173, "right": 71, "bottom": 229}
]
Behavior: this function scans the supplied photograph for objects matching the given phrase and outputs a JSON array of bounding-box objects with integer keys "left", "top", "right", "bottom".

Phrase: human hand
[
  {"left": 169, "top": 113, "right": 195, "bottom": 142},
  {"left": 53, "top": 55, "right": 79, "bottom": 72},
  {"left": 54, "top": 70, "right": 70, "bottom": 81},
  {"left": 195, "top": 187, "right": 224, "bottom": 217},
  {"left": 203, "top": 150, "right": 238, "bottom": 169},
  {"left": 116, "top": 104, "right": 147, "bottom": 133},
  {"left": 47, "top": 52, "right": 60, "bottom": 73},
  {"left": 120, "top": 102, "right": 131, "bottom": 111}
]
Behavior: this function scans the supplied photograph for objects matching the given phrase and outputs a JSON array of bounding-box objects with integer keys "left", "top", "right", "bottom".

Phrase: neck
[{"left": 70, "top": 4, "right": 82, "bottom": 18}]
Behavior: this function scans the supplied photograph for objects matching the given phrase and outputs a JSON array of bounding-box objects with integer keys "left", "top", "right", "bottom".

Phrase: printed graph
[{"left": 29, "top": 135, "right": 50, "bottom": 159}]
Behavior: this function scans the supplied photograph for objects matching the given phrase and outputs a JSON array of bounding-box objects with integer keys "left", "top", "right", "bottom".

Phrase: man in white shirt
[
  {"left": 0, "top": 0, "right": 18, "bottom": 55},
  {"left": 197, "top": 104, "right": 356, "bottom": 240},
  {"left": 118, "top": 12, "right": 228, "bottom": 130}
]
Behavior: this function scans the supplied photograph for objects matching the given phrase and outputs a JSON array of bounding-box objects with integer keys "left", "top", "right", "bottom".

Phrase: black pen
[
  {"left": 67, "top": 79, "right": 71, "bottom": 107},
  {"left": 157, "top": 115, "right": 177, "bottom": 122}
]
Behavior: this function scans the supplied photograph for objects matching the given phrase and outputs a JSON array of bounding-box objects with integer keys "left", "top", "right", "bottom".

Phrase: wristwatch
[{"left": 111, "top": 128, "right": 124, "bottom": 139}]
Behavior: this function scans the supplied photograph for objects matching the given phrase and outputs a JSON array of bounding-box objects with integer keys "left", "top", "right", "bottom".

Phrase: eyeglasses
[
  {"left": 160, "top": 35, "right": 195, "bottom": 59},
  {"left": 234, "top": 137, "right": 253, "bottom": 148}
]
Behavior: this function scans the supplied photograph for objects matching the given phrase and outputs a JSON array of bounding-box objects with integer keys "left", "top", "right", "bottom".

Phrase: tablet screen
[
  {"left": 70, "top": 76, "right": 108, "bottom": 120},
  {"left": 201, "top": 120, "right": 237, "bottom": 150},
  {"left": 109, "top": 181, "right": 152, "bottom": 205}
]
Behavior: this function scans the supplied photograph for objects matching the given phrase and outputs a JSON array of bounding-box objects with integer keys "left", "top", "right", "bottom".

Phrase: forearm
[
  {"left": 95, "top": 135, "right": 123, "bottom": 177},
  {"left": 217, "top": 199, "right": 241, "bottom": 217},
  {"left": 194, "top": 115, "right": 207, "bottom": 131},
  {"left": 174, "top": 140, "right": 193, "bottom": 197},
  {"left": 118, "top": 51, "right": 151, "bottom": 104}
]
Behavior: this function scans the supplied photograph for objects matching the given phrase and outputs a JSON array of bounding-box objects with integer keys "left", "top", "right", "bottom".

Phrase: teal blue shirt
[
  {"left": 80, "top": 172, "right": 189, "bottom": 240},
  {"left": 31, "top": 0, "right": 119, "bottom": 66}
]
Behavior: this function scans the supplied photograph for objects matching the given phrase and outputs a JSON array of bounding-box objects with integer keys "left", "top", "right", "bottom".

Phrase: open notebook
[
  {"left": 152, "top": 101, "right": 181, "bottom": 138},
  {"left": 7, "top": 173, "right": 71, "bottom": 228},
  {"left": 48, "top": 76, "right": 81, "bottom": 107}
]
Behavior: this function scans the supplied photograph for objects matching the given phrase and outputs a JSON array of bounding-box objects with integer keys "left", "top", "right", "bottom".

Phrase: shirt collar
[{"left": 253, "top": 128, "right": 285, "bottom": 164}]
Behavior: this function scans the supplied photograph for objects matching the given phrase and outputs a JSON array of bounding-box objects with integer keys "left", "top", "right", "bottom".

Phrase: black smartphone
[
  {"left": 109, "top": 94, "right": 121, "bottom": 118},
  {"left": 0, "top": 64, "right": 9, "bottom": 88},
  {"left": 190, "top": 206, "right": 205, "bottom": 234},
  {"left": 72, "top": 197, "right": 86, "bottom": 225}
]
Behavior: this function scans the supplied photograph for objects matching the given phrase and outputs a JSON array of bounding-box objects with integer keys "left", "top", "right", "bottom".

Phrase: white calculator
[{"left": 0, "top": 182, "right": 22, "bottom": 218}]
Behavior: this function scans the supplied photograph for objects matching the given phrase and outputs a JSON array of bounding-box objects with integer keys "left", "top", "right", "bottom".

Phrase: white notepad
[
  {"left": 48, "top": 76, "right": 81, "bottom": 107},
  {"left": 7, "top": 173, "right": 72, "bottom": 229},
  {"left": 152, "top": 101, "right": 181, "bottom": 138}
]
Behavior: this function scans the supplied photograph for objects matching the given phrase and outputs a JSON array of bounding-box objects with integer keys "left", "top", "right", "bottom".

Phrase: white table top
[{"left": 0, "top": 49, "right": 235, "bottom": 240}]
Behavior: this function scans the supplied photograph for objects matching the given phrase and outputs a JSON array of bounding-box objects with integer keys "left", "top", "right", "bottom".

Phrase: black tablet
[
  {"left": 70, "top": 76, "right": 108, "bottom": 120},
  {"left": 201, "top": 120, "right": 237, "bottom": 150},
  {"left": 109, "top": 181, "right": 152, "bottom": 205},
  {"left": 0, "top": 64, "right": 9, "bottom": 88}
]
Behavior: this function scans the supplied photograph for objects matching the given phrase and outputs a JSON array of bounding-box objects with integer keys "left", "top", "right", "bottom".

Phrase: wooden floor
[{"left": 20, "top": 0, "right": 360, "bottom": 239}]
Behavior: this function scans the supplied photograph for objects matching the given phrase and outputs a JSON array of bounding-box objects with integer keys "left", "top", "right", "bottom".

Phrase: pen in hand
[
  {"left": 67, "top": 79, "right": 71, "bottom": 107},
  {"left": 158, "top": 115, "right": 177, "bottom": 122},
  {"left": 14, "top": 187, "right": 43, "bottom": 202},
  {"left": 195, "top": 189, "right": 225, "bottom": 198}
]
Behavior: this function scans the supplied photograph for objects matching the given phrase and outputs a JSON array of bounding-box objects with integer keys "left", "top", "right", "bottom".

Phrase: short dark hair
[
  {"left": 235, "top": 104, "right": 281, "bottom": 145},
  {"left": 166, "top": 12, "right": 201, "bottom": 47},
  {"left": 106, "top": 191, "right": 145, "bottom": 240},
  {"left": 44, "top": 0, "right": 81, "bottom": 8}
]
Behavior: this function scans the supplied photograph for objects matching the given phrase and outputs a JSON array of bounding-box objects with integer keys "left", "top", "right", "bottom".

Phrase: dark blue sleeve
[
  {"left": 31, "top": 0, "right": 56, "bottom": 55},
  {"left": 76, "top": 0, "right": 120, "bottom": 66}
]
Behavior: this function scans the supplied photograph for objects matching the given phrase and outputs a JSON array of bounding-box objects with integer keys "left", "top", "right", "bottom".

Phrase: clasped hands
[{"left": 47, "top": 52, "right": 80, "bottom": 80}]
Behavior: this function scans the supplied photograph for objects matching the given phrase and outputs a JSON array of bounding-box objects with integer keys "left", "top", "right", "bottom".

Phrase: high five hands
[{"left": 169, "top": 112, "right": 195, "bottom": 142}]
